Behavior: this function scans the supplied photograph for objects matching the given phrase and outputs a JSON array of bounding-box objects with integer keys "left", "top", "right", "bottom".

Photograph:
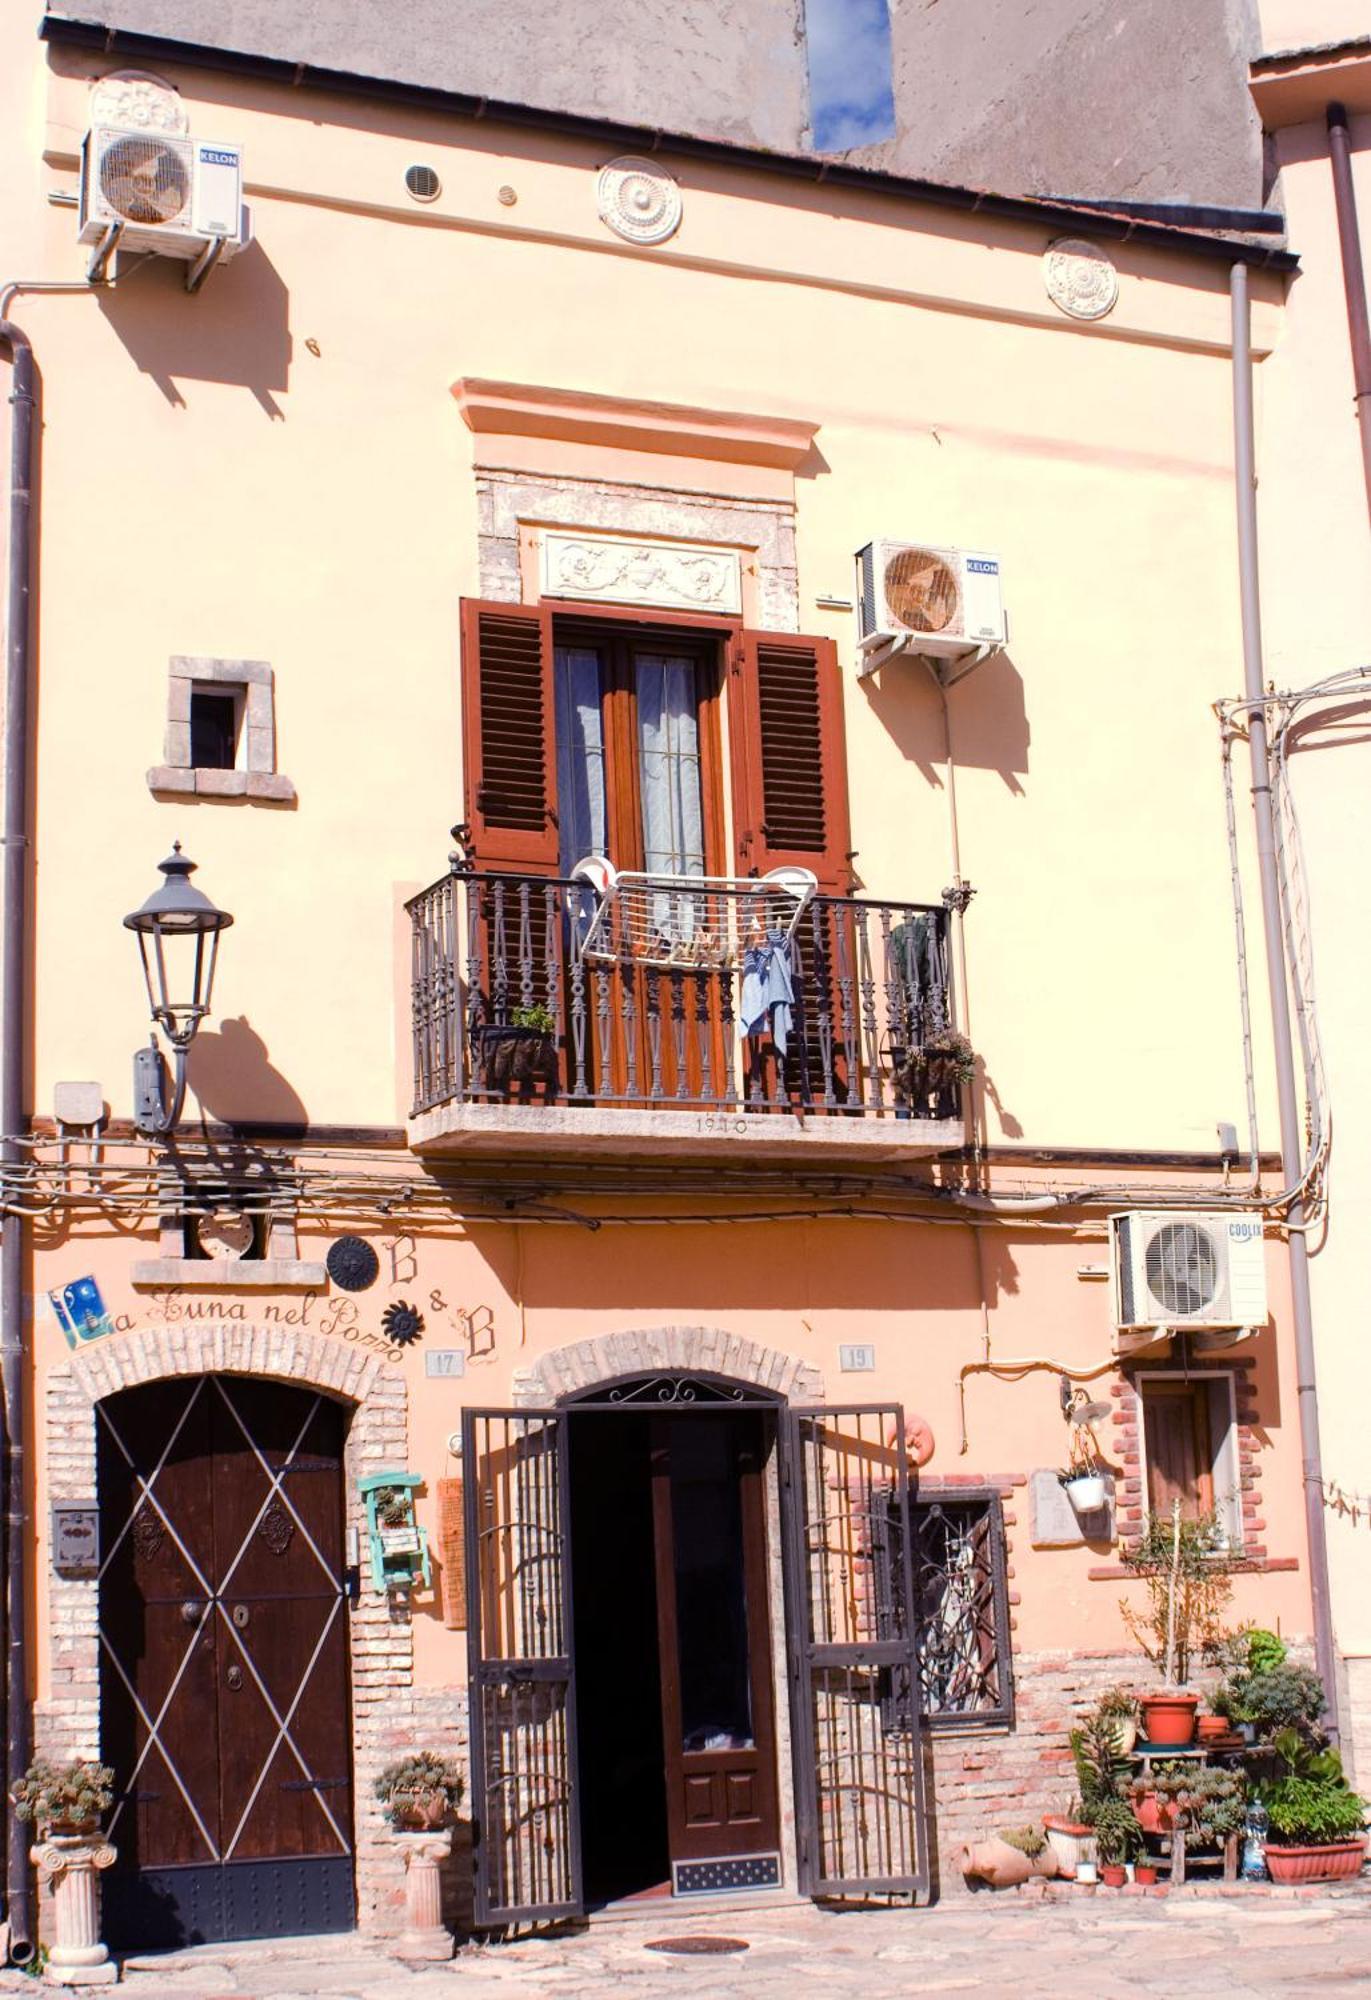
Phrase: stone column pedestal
[
  {"left": 395, "top": 1830, "right": 453, "bottom": 1961},
  {"left": 31, "top": 1834, "right": 118, "bottom": 1986}
]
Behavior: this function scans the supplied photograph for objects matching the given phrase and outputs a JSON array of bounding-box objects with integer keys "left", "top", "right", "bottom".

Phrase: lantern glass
[{"left": 123, "top": 845, "right": 233, "bottom": 1049}]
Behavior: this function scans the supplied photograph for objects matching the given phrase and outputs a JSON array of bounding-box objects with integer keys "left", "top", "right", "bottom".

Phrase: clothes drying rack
[{"left": 569, "top": 857, "right": 817, "bottom": 971}]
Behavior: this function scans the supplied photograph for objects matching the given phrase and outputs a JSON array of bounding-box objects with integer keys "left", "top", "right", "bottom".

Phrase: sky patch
[{"left": 805, "top": 0, "right": 897, "bottom": 153}]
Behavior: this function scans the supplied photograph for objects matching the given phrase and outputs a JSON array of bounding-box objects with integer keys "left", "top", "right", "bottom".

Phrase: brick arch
[
  {"left": 41, "top": 1323, "right": 413, "bottom": 1933},
  {"left": 511, "top": 1325, "right": 825, "bottom": 1408}
]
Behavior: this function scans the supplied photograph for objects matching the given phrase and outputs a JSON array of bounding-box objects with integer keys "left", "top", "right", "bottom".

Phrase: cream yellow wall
[
  {"left": 1249, "top": 98, "right": 1371, "bottom": 1761},
  {"left": 1257, "top": 0, "right": 1368, "bottom": 52},
  {"left": 12, "top": 50, "right": 1286, "bottom": 1157}
]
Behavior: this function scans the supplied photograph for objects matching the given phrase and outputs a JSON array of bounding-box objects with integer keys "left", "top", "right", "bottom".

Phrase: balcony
[{"left": 407, "top": 868, "right": 965, "bottom": 1162}]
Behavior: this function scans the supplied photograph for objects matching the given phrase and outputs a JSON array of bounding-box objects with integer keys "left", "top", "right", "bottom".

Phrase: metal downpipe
[
  {"left": 1229, "top": 265, "right": 1339, "bottom": 1736},
  {"left": 1326, "top": 103, "right": 1371, "bottom": 529},
  {"left": 0, "top": 320, "right": 35, "bottom": 1961}
]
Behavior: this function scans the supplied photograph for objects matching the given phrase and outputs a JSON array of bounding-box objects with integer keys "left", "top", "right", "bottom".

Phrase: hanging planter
[{"left": 1061, "top": 1471, "right": 1107, "bottom": 1514}]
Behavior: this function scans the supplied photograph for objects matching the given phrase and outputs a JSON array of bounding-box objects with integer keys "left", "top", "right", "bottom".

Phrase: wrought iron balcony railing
[{"left": 408, "top": 868, "right": 959, "bottom": 1125}]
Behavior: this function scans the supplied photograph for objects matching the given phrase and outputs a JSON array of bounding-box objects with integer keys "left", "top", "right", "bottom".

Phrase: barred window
[{"left": 912, "top": 1492, "right": 1014, "bottom": 1728}]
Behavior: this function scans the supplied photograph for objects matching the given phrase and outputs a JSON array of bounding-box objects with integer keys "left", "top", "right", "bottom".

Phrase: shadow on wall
[
  {"left": 186, "top": 1015, "right": 308, "bottom": 1127},
  {"left": 98, "top": 241, "right": 291, "bottom": 417},
  {"left": 862, "top": 647, "right": 1030, "bottom": 794},
  {"left": 467, "top": 1211, "right": 1024, "bottom": 1315}
]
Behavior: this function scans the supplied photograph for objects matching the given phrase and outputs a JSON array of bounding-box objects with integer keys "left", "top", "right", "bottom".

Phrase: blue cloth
[{"left": 740, "top": 932, "right": 795, "bottom": 1054}]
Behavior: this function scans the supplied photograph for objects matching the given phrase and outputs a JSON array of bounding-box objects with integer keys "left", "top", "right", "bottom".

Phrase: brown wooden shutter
[
  {"left": 1142, "top": 1381, "right": 1214, "bottom": 1523},
  {"left": 727, "top": 629, "right": 853, "bottom": 892},
  {"left": 460, "top": 599, "right": 560, "bottom": 875}
]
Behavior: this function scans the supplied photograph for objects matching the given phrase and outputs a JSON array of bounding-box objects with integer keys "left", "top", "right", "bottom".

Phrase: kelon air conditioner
[
  {"left": 78, "top": 126, "right": 249, "bottom": 279},
  {"left": 856, "top": 538, "right": 1006, "bottom": 664},
  {"left": 1110, "top": 1211, "right": 1268, "bottom": 1340}
]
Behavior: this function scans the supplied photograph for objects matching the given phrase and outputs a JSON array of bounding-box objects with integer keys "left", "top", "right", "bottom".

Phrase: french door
[
  {"left": 98, "top": 1376, "right": 354, "bottom": 1947},
  {"left": 464, "top": 1398, "right": 929, "bottom": 1927}
]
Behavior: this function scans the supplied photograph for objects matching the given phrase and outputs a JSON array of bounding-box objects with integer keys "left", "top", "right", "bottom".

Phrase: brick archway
[
  {"left": 511, "top": 1324, "right": 825, "bottom": 1408},
  {"left": 41, "top": 1325, "right": 413, "bottom": 1932}
]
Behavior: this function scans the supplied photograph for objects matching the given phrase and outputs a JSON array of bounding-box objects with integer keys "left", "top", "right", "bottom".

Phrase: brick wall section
[
  {"left": 1109, "top": 1356, "right": 1266, "bottom": 1552},
  {"left": 928, "top": 1649, "right": 1156, "bottom": 1893},
  {"left": 513, "top": 1324, "right": 825, "bottom": 1406}
]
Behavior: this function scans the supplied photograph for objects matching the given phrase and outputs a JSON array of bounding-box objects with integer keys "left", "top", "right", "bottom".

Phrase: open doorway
[{"left": 566, "top": 1404, "right": 781, "bottom": 1905}]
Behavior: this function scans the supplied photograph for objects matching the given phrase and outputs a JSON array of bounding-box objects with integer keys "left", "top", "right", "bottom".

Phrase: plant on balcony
[
  {"left": 473, "top": 1002, "right": 559, "bottom": 1097},
  {"left": 375, "top": 1752, "right": 465, "bottom": 1833},
  {"left": 11, "top": 1760, "right": 115, "bottom": 1835},
  {"left": 894, "top": 1027, "right": 975, "bottom": 1114}
]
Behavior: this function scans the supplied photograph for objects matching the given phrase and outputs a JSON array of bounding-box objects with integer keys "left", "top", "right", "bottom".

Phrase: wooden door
[
  {"left": 650, "top": 1413, "right": 781, "bottom": 1889},
  {"left": 98, "top": 1376, "right": 354, "bottom": 1948}
]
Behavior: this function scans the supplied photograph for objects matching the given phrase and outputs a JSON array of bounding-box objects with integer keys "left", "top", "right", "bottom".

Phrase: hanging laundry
[{"left": 740, "top": 930, "right": 795, "bottom": 1054}]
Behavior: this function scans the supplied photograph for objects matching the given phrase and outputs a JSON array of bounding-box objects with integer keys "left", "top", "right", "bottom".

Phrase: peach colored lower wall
[{"left": 28, "top": 1198, "right": 1313, "bottom": 1926}]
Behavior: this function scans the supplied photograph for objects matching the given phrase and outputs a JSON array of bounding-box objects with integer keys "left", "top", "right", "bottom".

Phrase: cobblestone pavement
[{"left": 10, "top": 1883, "right": 1371, "bottom": 2000}]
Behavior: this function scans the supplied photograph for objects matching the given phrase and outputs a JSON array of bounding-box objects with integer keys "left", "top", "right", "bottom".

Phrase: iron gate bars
[
  {"left": 463, "top": 1410, "right": 582, "bottom": 1926},
  {"left": 781, "top": 1405, "right": 930, "bottom": 1900}
]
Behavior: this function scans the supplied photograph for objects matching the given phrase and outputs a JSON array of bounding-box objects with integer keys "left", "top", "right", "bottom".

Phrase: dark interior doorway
[
  {"left": 567, "top": 1412, "right": 669, "bottom": 1904},
  {"left": 566, "top": 1402, "right": 780, "bottom": 1906}
]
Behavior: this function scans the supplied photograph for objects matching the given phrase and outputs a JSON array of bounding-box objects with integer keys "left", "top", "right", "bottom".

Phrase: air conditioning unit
[
  {"left": 1110, "top": 1211, "right": 1268, "bottom": 1337},
  {"left": 79, "top": 126, "right": 248, "bottom": 261},
  {"left": 856, "top": 539, "right": 1006, "bottom": 661}
]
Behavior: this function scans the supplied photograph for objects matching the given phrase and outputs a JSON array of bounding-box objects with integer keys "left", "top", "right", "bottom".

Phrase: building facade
[{"left": 0, "top": 0, "right": 1352, "bottom": 1956}]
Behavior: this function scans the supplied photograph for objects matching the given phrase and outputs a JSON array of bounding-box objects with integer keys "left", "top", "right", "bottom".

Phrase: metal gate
[
  {"left": 781, "top": 1404, "right": 929, "bottom": 1899},
  {"left": 463, "top": 1410, "right": 582, "bottom": 1925}
]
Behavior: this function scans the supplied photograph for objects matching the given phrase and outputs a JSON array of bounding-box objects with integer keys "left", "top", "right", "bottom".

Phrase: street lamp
[{"left": 123, "top": 843, "right": 234, "bottom": 1135}]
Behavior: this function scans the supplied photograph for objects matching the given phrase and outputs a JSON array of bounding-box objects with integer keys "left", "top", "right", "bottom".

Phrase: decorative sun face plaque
[
  {"left": 1043, "top": 238, "right": 1119, "bottom": 321},
  {"left": 596, "top": 156, "right": 682, "bottom": 245}
]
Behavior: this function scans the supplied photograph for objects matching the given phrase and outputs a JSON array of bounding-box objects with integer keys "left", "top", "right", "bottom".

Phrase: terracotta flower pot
[
  {"left": 1264, "top": 1839, "right": 1367, "bottom": 1884},
  {"left": 1139, "top": 1691, "right": 1199, "bottom": 1747},
  {"left": 1196, "top": 1714, "right": 1229, "bottom": 1745},
  {"left": 1100, "top": 1863, "right": 1127, "bottom": 1887},
  {"left": 1042, "top": 1814, "right": 1093, "bottom": 1880},
  {"left": 389, "top": 1791, "right": 450, "bottom": 1833},
  {"left": 1134, "top": 1863, "right": 1159, "bottom": 1887},
  {"left": 1131, "top": 1790, "right": 1177, "bottom": 1838},
  {"left": 955, "top": 1837, "right": 1035, "bottom": 1889}
]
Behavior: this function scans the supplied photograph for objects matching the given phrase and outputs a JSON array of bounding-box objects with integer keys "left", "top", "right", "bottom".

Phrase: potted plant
[
  {"left": 1258, "top": 1729, "right": 1368, "bottom": 1883},
  {"left": 1132, "top": 1762, "right": 1247, "bottom": 1850},
  {"left": 10, "top": 1759, "right": 114, "bottom": 1836},
  {"left": 896, "top": 1027, "right": 975, "bottom": 1116},
  {"left": 1263, "top": 1778, "right": 1367, "bottom": 1882},
  {"left": 1120, "top": 1503, "right": 1236, "bottom": 1746},
  {"left": 956, "top": 1824, "right": 1057, "bottom": 1888},
  {"left": 375, "top": 1751, "right": 465, "bottom": 1833},
  {"left": 474, "top": 1002, "right": 559, "bottom": 1096},
  {"left": 1091, "top": 1798, "right": 1142, "bottom": 1886},
  {"left": 1043, "top": 1806, "right": 1094, "bottom": 1880},
  {"left": 1058, "top": 1446, "right": 1108, "bottom": 1517}
]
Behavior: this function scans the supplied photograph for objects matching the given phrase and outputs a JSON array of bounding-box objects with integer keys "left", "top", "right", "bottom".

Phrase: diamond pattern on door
[{"left": 98, "top": 1376, "right": 355, "bottom": 1948}]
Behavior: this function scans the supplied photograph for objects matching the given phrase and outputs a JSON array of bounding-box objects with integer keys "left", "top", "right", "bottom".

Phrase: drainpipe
[
  {"left": 1326, "top": 104, "right": 1371, "bottom": 528},
  {"left": 1229, "top": 265, "right": 1339, "bottom": 1737},
  {"left": 0, "top": 320, "right": 36, "bottom": 1960}
]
